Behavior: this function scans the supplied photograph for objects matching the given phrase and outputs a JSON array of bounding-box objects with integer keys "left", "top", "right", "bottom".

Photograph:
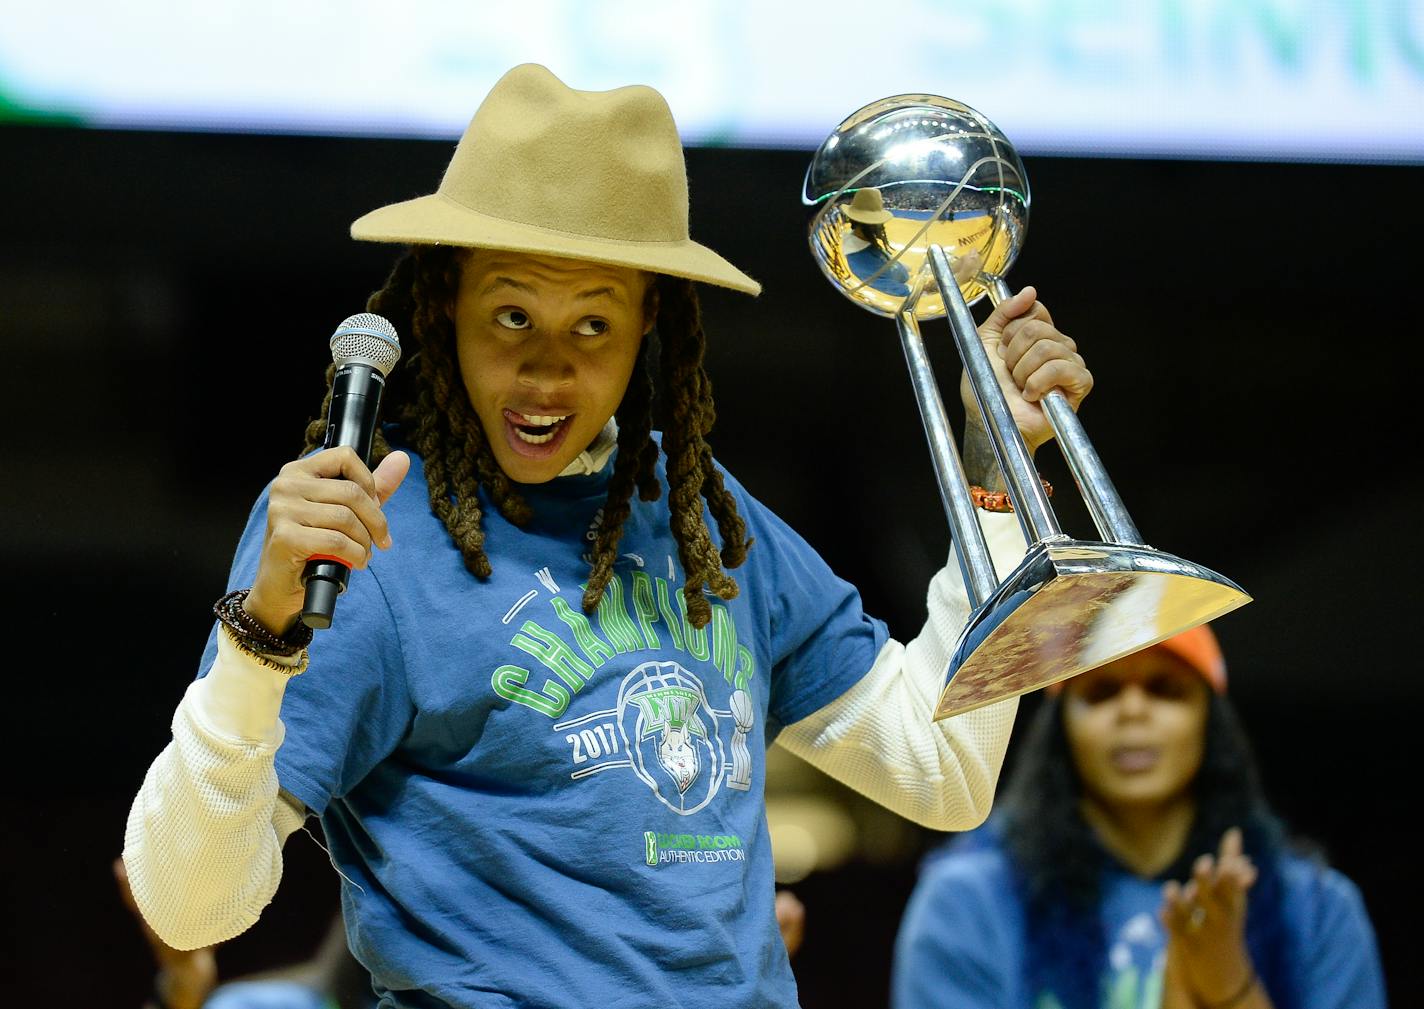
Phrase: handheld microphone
[{"left": 300, "top": 313, "right": 402, "bottom": 630}]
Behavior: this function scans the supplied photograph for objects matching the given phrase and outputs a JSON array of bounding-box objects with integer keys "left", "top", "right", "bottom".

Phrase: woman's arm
[
  {"left": 775, "top": 511, "right": 1027, "bottom": 829},
  {"left": 777, "top": 287, "right": 1089, "bottom": 828},
  {"left": 125, "top": 449, "right": 408, "bottom": 950},
  {"left": 123, "top": 629, "right": 307, "bottom": 951}
]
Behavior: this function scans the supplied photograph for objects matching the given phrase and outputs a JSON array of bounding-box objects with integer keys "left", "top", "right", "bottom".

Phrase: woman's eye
[
  {"left": 1147, "top": 675, "right": 1192, "bottom": 700},
  {"left": 574, "top": 317, "right": 610, "bottom": 337},
  {"left": 495, "top": 310, "right": 532, "bottom": 330},
  {"left": 1079, "top": 679, "right": 1122, "bottom": 704}
]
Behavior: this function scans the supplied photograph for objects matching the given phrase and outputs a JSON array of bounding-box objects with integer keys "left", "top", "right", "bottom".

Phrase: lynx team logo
[
  {"left": 620, "top": 661, "right": 722, "bottom": 814},
  {"left": 553, "top": 660, "right": 755, "bottom": 816}
]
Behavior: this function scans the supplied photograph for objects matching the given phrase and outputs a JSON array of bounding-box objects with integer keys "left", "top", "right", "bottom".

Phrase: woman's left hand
[
  {"left": 1160, "top": 827, "right": 1263, "bottom": 1007},
  {"left": 961, "top": 286, "right": 1093, "bottom": 453}
]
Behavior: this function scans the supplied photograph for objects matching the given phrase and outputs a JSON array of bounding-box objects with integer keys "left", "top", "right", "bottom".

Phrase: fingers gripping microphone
[{"left": 300, "top": 313, "right": 401, "bottom": 630}]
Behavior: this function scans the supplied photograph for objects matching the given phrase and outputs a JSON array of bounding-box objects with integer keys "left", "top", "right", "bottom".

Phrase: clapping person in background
[{"left": 892, "top": 625, "right": 1387, "bottom": 1009}]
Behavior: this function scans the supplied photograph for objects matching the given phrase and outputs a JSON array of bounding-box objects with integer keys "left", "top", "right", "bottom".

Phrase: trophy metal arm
[
  {"left": 925, "top": 245, "right": 1250, "bottom": 718},
  {"left": 979, "top": 271, "right": 1144, "bottom": 547},
  {"left": 893, "top": 302, "right": 999, "bottom": 609}
]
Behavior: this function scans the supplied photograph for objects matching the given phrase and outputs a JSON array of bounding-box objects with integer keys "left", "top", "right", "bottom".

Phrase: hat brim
[
  {"left": 352, "top": 193, "right": 761, "bottom": 296},
  {"left": 844, "top": 208, "right": 893, "bottom": 225}
]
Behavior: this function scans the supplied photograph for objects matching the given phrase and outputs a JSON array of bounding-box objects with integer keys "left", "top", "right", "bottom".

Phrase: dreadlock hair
[
  {"left": 302, "top": 246, "right": 752, "bottom": 628},
  {"left": 850, "top": 219, "right": 896, "bottom": 258},
  {"left": 973, "top": 692, "right": 1300, "bottom": 1009}
]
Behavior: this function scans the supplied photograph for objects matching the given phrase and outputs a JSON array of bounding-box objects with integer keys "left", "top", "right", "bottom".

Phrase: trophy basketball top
[
  {"left": 803, "top": 93, "right": 1251, "bottom": 717},
  {"left": 803, "top": 95, "right": 1029, "bottom": 320}
]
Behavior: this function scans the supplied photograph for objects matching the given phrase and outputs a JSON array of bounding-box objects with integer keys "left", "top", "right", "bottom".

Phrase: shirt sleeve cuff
[{"left": 190, "top": 627, "right": 296, "bottom": 746}]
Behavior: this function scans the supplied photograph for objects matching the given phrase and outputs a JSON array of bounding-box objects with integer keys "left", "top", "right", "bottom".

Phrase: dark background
[{"left": 1, "top": 124, "right": 1416, "bottom": 1005}]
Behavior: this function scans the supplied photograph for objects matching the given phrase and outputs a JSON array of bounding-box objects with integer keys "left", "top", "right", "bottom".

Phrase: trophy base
[{"left": 934, "top": 539, "right": 1250, "bottom": 720}]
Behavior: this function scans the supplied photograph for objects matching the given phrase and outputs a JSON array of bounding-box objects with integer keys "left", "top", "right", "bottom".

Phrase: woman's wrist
[
  {"left": 961, "top": 421, "right": 1006, "bottom": 491},
  {"left": 217, "top": 589, "right": 312, "bottom": 669},
  {"left": 240, "top": 586, "right": 301, "bottom": 639},
  {"left": 1200, "top": 962, "right": 1258, "bottom": 1009},
  {"left": 961, "top": 417, "right": 1042, "bottom": 492}
]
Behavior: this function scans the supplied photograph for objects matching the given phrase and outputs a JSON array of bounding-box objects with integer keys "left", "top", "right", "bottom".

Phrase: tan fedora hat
[
  {"left": 843, "top": 187, "right": 892, "bottom": 225},
  {"left": 351, "top": 64, "right": 761, "bottom": 296}
]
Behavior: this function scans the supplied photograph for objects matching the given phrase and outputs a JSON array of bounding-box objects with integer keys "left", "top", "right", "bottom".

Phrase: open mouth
[
  {"left": 502, "top": 409, "right": 575, "bottom": 456},
  {"left": 510, "top": 412, "right": 570, "bottom": 444}
]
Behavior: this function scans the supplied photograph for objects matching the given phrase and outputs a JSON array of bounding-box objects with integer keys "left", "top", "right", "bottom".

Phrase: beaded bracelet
[
  {"left": 969, "top": 478, "right": 1054, "bottom": 514},
  {"left": 216, "top": 625, "right": 311, "bottom": 676},
  {"left": 214, "top": 588, "right": 313, "bottom": 657}
]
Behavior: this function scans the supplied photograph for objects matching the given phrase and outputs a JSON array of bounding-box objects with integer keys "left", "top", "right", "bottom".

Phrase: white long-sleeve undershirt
[
  {"left": 775, "top": 511, "right": 1027, "bottom": 829},
  {"left": 124, "top": 511, "right": 1027, "bottom": 951}
]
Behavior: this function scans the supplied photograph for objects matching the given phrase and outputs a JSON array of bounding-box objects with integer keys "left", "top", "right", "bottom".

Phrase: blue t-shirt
[
  {"left": 199, "top": 442, "right": 888, "bottom": 1009},
  {"left": 845, "top": 247, "right": 910, "bottom": 296},
  {"left": 891, "top": 828, "right": 1387, "bottom": 1009}
]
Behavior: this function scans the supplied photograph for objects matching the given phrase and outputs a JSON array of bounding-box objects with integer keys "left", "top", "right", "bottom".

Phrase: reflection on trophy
[{"left": 803, "top": 95, "right": 1251, "bottom": 718}]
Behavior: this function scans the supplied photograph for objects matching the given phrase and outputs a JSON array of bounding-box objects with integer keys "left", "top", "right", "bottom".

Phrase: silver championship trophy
[{"left": 804, "top": 95, "right": 1251, "bottom": 719}]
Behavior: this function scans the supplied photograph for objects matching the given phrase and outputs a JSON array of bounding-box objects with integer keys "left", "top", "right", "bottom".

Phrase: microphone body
[
  {"left": 301, "top": 314, "right": 401, "bottom": 629},
  {"left": 325, "top": 362, "right": 386, "bottom": 460}
]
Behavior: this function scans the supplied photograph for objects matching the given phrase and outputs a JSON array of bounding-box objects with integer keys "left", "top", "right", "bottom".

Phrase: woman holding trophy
[{"left": 123, "top": 64, "right": 1094, "bottom": 1006}]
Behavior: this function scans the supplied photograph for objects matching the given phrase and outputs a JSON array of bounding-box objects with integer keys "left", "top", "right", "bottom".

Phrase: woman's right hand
[
  {"left": 243, "top": 448, "right": 410, "bottom": 636},
  {"left": 1159, "top": 827, "right": 1261, "bottom": 1007}
]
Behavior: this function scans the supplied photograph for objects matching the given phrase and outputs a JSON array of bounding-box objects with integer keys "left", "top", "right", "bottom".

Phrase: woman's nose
[
  {"left": 518, "top": 335, "right": 575, "bottom": 389},
  {"left": 1115, "top": 683, "right": 1151, "bottom": 720}
]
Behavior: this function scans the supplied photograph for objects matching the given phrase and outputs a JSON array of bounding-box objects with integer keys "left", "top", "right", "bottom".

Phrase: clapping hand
[{"left": 1160, "top": 828, "right": 1264, "bottom": 1008}]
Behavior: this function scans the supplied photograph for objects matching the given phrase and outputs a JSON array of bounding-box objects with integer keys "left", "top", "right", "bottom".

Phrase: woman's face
[
  {"left": 1062, "top": 649, "right": 1211, "bottom": 812},
  {"left": 453, "top": 250, "right": 655, "bottom": 484}
]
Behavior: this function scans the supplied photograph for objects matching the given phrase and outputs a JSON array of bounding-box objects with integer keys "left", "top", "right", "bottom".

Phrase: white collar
[{"left": 558, "top": 418, "right": 619, "bottom": 477}]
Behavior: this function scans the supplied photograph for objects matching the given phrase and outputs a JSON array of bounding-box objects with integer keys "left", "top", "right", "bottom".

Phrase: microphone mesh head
[{"left": 329, "top": 313, "right": 401, "bottom": 376}]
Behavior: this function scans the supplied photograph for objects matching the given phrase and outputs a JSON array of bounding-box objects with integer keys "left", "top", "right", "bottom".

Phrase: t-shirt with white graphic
[{"left": 195, "top": 437, "right": 888, "bottom": 1008}]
